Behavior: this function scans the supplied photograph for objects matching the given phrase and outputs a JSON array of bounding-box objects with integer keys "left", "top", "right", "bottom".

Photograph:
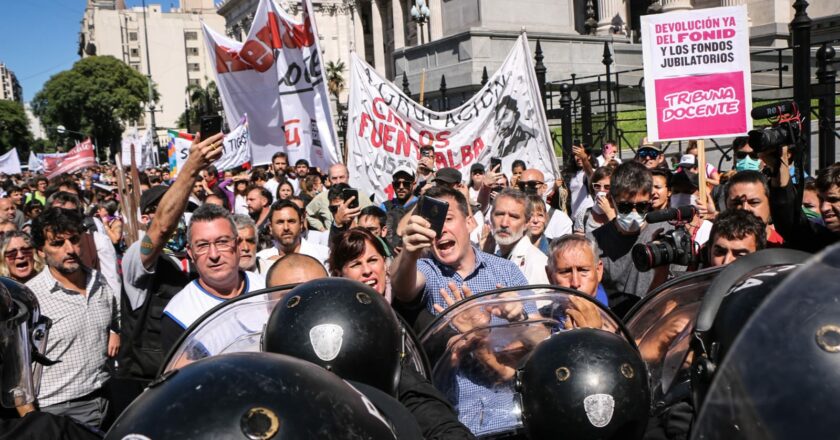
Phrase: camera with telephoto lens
[
  {"left": 747, "top": 101, "right": 803, "bottom": 153},
  {"left": 631, "top": 206, "right": 699, "bottom": 272}
]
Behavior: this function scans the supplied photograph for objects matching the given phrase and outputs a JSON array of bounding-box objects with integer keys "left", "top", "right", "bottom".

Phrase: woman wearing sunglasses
[{"left": 0, "top": 232, "right": 43, "bottom": 283}]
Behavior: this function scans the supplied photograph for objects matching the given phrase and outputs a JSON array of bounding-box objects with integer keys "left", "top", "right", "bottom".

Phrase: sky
[{"left": 0, "top": 0, "right": 165, "bottom": 103}]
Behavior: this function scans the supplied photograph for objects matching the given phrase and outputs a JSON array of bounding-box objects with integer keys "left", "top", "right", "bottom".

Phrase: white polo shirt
[
  {"left": 163, "top": 271, "right": 265, "bottom": 330},
  {"left": 256, "top": 237, "right": 329, "bottom": 273},
  {"left": 496, "top": 236, "right": 550, "bottom": 285}
]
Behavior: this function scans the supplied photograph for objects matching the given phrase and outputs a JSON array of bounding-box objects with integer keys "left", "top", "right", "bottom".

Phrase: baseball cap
[
  {"left": 470, "top": 163, "right": 485, "bottom": 174},
  {"left": 678, "top": 154, "right": 698, "bottom": 168},
  {"left": 639, "top": 137, "right": 661, "bottom": 151},
  {"left": 140, "top": 185, "right": 168, "bottom": 214},
  {"left": 433, "top": 167, "right": 463, "bottom": 185},
  {"left": 392, "top": 165, "right": 415, "bottom": 180}
]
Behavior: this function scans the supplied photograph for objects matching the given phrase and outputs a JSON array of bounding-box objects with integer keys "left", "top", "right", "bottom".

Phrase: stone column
[
  {"left": 371, "top": 0, "right": 386, "bottom": 75},
  {"left": 352, "top": 6, "right": 366, "bottom": 63},
  {"left": 661, "top": 0, "right": 693, "bottom": 13},
  {"left": 596, "top": 0, "right": 628, "bottom": 35},
  {"left": 392, "top": 0, "right": 405, "bottom": 50},
  {"left": 428, "top": 0, "right": 443, "bottom": 40}
]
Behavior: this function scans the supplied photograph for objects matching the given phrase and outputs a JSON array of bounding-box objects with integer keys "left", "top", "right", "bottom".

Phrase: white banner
[
  {"left": 641, "top": 6, "right": 752, "bottom": 141},
  {"left": 201, "top": 0, "right": 339, "bottom": 170},
  {"left": 121, "top": 129, "right": 154, "bottom": 170},
  {"left": 28, "top": 151, "right": 42, "bottom": 172},
  {"left": 347, "top": 34, "right": 558, "bottom": 203},
  {"left": 0, "top": 150, "right": 22, "bottom": 175},
  {"left": 215, "top": 116, "right": 252, "bottom": 171}
]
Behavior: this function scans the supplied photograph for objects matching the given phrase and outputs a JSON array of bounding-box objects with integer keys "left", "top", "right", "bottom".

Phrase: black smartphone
[
  {"left": 490, "top": 157, "right": 502, "bottom": 172},
  {"left": 342, "top": 188, "right": 359, "bottom": 209},
  {"left": 200, "top": 115, "right": 223, "bottom": 138},
  {"left": 417, "top": 196, "right": 449, "bottom": 237}
]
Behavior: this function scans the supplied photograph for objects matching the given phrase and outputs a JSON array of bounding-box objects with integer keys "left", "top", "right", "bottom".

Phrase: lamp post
[
  {"left": 141, "top": 0, "right": 158, "bottom": 152},
  {"left": 56, "top": 125, "right": 99, "bottom": 161},
  {"left": 410, "top": 0, "right": 431, "bottom": 45}
]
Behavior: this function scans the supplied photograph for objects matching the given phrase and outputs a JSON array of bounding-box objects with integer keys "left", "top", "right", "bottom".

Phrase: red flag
[{"left": 46, "top": 139, "right": 97, "bottom": 179}]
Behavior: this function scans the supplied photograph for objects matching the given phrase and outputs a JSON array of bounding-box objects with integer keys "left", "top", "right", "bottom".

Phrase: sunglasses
[
  {"left": 735, "top": 151, "right": 759, "bottom": 160},
  {"left": 615, "top": 201, "right": 653, "bottom": 215},
  {"left": 517, "top": 181, "right": 543, "bottom": 190},
  {"left": 392, "top": 180, "right": 413, "bottom": 189},
  {"left": 592, "top": 183, "right": 610, "bottom": 192},
  {"left": 5, "top": 247, "right": 33, "bottom": 260},
  {"left": 638, "top": 149, "right": 660, "bottom": 159}
]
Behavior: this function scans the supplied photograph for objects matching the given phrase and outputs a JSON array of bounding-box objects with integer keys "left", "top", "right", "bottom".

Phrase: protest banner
[
  {"left": 121, "top": 129, "right": 154, "bottom": 170},
  {"left": 214, "top": 116, "right": 252, "bottom": 171},
  {"left": 347, "top": 34, "right": 558, "bottom": 203},
  {"left": 45, "top": 140, "right": 97, "bottom": 179},
  {"left": 0, "top": 149, "right": 22, "bottom": 175},
  {"left": 28, "top": 151, "right": 44, "bottom": 172},
  {"left": 641, "top": 5, "right": 752, "bottom": 141},
  {"left": 167, "top": 130, "right": 194, "bottom": 178},
  {"left": 201, "top": 0, "right": 339, "bottom": 171}
]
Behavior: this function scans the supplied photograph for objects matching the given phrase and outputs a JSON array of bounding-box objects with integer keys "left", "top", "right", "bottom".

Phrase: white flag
[
  {"left": 215, "top": 116, "right": 252, "bottom": 171},
  {"left": 347, "top": 34, "right": 558, "bottom": 203},
  {"left": 28, "top": 151, "right": 42, "bottom": 172},
  {"left": 201, "top": 0, "right": 339, "bottom": 170},
  {"left": 0, "top": 150, "right": 22, "bottom": 175}
]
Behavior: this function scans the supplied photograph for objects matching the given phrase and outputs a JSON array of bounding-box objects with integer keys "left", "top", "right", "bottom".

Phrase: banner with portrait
[{"left": 347, "top": 34, "right": 558, "bottom": 203}]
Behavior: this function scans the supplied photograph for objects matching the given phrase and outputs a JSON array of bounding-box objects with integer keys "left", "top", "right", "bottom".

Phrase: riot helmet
[
  {"left": 106, "top": 352, "right": 398, "bottom": 439},
  {"left": 262, "top": 278, "right": 404, "bottom": 396},
  {"left": 692, "top": 242, "right": 840, "bottom": 439},
  {"left": 517, "top": 328, "right": 650, "bottom": 440},
  {"left": 689, "top": 249, "right": 808, "bottom": 409},
  {"left": 0, "top": 277, "right": 52, "bottom": 408}
]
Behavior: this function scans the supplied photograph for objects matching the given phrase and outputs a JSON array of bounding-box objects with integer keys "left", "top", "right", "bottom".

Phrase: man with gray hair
[
  {"left": 160, "top": 204, "right": 265, "bottom": 353},
  {"left": 490, "top": 188, "right": 549, "bottom": 285},
  {"left": 232, "top": 214, "right": 258, "bottom": 272},
  {"left": 545, "top": 234, "right": 608, "bottom": 306}
]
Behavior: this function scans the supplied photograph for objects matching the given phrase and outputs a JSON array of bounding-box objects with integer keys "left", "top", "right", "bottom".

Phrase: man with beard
[
  {"left": 489, "top": 189, "right": 548, "bottom": 284},
  {"left": 381, "top": 166, "right": 418, "bottom": 250},
  {"left": 264, "top": 152, "right": 290, "bottom": 198},
  {"left": 246, "top": 185, "right": 273, "bottom": 250},
  {"left": 26, "top": 207, "right": 120, "bottom": 429},
  {"left": 494, "top": 96, "right": 537, "bottom": 157},
  {"left": 233, "top": 214, "right": 258, "bottom": 272},
  {"left": 256, "top": 200, "right": 329, "bottom": 272}
]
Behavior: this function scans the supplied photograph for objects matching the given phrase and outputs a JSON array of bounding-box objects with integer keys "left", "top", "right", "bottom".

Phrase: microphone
[
  {"left": 751, "top": 102, "right": 797, "bottom": 119},
  {"left": 645, "top": 206, "right": 696, "bottom": 224}
]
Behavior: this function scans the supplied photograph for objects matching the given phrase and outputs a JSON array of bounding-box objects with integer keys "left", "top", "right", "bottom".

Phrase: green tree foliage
[
  {"left": 0, "top": 100, "right": 32, "bottom": 154},
  {"left": 326, "top": 60, "right": 346, "bottom": 102},
  {"left": 31, "top": 56, "right": 155, "bottom": 162},
  {"left": 176, "top": 80, "right": 222, "bottom": 133}
]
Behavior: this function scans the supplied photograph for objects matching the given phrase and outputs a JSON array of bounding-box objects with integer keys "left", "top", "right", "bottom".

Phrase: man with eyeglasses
[
  {"left": 161, "top": 204, "right": 265, "bottom": 354},
  {"left": 586, "top": 161, "right": 675, "bottom": 314},
  {"left": 26, "top": 207, "right": 120, "bottom": 429},
  {"left": 519, "top": 169, "right": 573, "bottom": 239}
]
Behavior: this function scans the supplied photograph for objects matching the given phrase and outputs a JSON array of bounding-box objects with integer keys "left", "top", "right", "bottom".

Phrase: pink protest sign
[{"left": 641, "top": 6, "right": 752, "bottom": 141}]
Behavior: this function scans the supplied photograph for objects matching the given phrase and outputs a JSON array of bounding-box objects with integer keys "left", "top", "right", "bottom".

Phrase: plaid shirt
[{"left": 26, "top": 268, "right": 119, "bottom": 406}]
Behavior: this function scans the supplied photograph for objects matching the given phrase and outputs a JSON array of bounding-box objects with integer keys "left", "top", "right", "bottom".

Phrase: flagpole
[{"left": 419, "top": 68, "right": 426, "bottom": 107}]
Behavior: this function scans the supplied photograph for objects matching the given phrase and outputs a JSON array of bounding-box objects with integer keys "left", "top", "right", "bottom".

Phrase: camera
[
  {"left": 747, "top": 101, "right": 803, "bottom": 153},
  {"left": 631, "top": 206, "right": 699, "bottom": 271}
]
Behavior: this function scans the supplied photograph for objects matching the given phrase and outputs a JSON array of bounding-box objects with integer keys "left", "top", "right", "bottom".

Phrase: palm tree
[
  {"left": 326, "top": 60, "right": 346, "bottom": 103},
  {"left": 177, "top": 80, "right": 222, "bottom": 131}
]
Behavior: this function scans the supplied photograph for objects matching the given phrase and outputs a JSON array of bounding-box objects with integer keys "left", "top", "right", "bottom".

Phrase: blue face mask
[{"left": 735, "top": 156, "right": 760, "bottom": 171}]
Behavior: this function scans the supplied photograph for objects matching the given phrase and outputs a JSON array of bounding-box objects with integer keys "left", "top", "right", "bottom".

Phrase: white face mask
[
  {"left": 670, "top": 193, "right": 697, "bottom": 208},
  {"left": 591, "top": 191, "right": 608, "bottom": 214},
  {"left": 616, "top": 211, "right": 645, "bottom": 233}
]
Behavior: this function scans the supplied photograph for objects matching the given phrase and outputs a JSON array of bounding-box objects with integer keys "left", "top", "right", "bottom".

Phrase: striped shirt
[{"left": 26, "top": 268, "right": 119, "bottom": 406}]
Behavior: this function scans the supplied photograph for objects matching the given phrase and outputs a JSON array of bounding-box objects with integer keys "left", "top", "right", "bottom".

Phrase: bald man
[
  {"left": 266, "top": 253, "right": 328, "bottom": 287},
  {"left": 518, "top": 169, "right": 573, "bottom": 239},
  {"left": 305, "top": 164, "right": 372, "bottom": 231}
]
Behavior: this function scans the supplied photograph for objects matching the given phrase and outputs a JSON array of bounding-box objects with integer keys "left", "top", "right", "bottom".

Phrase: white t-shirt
[
  {"left": 597, "top": 156, "right": 622, "bottom": 167},
  {"left": 256, "top": 238, "right": 330, "bottom": 273},
  {"left": 264, "top": 178, "right": 280, "bottom": 201},
  {"left": 497, "top": 237, "right": 549, "bottom": 285},
  {"left": 544, "top": 205, "right": 574, "bottom": 240},
  {"left": 163, "top": 271, "right": 265, "bottom": 330}
]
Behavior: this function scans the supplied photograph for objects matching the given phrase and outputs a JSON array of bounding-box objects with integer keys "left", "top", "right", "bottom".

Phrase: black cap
[
  {"left": 470, "top": 163, "right": 485, "bottom": 174},
  {"left": 140, "top": 185, "right": 168, "bottom": 214},
  {"left": 672, "top": 170, "right": 699, "bottom": 190},
  {"left": 433, "top": 167, "right": 462, "bottom": 185}
]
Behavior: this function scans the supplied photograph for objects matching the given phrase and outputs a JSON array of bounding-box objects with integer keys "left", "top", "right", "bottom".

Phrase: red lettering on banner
[
  {"left": 419, "top": 131, "right": 435, "bottom": 147},
  {"left": 240, "top": 39, "right": 275, "bottom": 73},
  {"left": 359, "top": 112, "right": 372, "bottom": 137},
  {"left": 283, "top": 119, "right": 301, "bottom": 147},
  {"left": 215, "top": 44, "right": 251, "bottom": 73},
  {"left": 395, "top": 130, "right": 411, "bottom": 157},
  {"left": 372, "top": 97, "right": 388, "bottom": 120},
  {"left": 382, "top": 125, "right": 396, "bottom": 153},
  {"left": 436, "top": 131, "right": 450, "bottom": 149}
]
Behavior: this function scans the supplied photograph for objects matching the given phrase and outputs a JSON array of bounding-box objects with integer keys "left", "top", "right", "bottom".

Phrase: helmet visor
[{"left": 1, "top": 300, "right": 35, "bottom": 408}]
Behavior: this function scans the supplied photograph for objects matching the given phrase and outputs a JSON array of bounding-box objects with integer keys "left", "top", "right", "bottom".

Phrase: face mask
[
  {"left": 735, "top": 156, "right": 760, "bottom": 171},
  {"left": 616, "top": 211, "right": 645, "bottom": 233},
  {"left": 591, "top": 191, "right": 607, "bottom": 214},
  {"left": 670, "top": 193, "right": 697, "bottom": 208}
]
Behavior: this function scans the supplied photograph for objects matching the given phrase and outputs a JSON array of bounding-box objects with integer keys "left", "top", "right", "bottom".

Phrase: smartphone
[
  {"left": 490, "top": 157, "right": 502, "bottom": 172},
  {"left": 200, "top": 115, "right": 223, "bottom": 138},
  {"left": 342, "top": 188, "right": 359, "bottom": 209},
  {"left": 417, "top": 196, "right": 449, "bottom": 237}
]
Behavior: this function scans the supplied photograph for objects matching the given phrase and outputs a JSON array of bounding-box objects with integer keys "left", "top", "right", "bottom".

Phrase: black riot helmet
[
  {"left": 261, "top": 278, "right": 404, "bottom": 396},
  {"left": 689, "top": 249, "right": 808, "bottom": 410},
  {"left": 106, "top": 352, "right": 398, "bottom": 439},
  {"left": 691, "top": 243, "right": 840, "bottom": 439},
  {"left": 0, "top": 278, "right": 52, "bottom": 409},
  {"left": 517, "top": 328, "right": 650, "bottom": 440}
]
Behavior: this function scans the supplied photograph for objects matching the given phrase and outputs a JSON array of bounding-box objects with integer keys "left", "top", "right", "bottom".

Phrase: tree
[
  {"left": 326, "top": 60, "right": 346, "bottom": 103},
  {"left": 176, "top": 80, "right": 222, "bottom": 132},
  {"left": 0, "top": 100, "right": 32, "bottom": 155},
  {"left": 31, "top": 56, "right": 155, "bottom": 162}
]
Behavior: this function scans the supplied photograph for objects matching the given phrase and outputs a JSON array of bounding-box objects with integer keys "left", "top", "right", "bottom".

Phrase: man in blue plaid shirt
[{"left": 391, "top": 185, "right": 530, "bottom": 436}]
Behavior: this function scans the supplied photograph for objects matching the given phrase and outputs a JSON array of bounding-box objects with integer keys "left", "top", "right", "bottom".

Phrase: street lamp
[{"left": 410, "top": 0, "right": 431, "bottom": 45}]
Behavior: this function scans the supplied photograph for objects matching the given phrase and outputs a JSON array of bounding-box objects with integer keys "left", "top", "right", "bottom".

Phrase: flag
[
  {"left": 0, "top": 150, "right": 22, "bottom": 175},
  {"left": 45, "top": 140, "right": 97, "bottom": 179},
  {"left": 215, "top": 115, "right": 252, "bottom": 171}
]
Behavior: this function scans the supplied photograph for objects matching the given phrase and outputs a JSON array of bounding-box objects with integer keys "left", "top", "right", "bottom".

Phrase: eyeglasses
[
  {"left": 592, "top": 183, "right": 610, "bottom": 192},
  {"left": 48, "top": 234, "right": 82, "bottom": 248},
  {"left": 517, "top": 181, "right": 543, "bottom": 190},
  {"left": 392, "top": 180, "right": 413, "bottom": 189},
  {"left": 735, "top": 151, "right": 759, "bottom": 160},
  {"left": 5, "top": 247, "right": 33, "bottom": 260},
  {"left": 615, "top": 201, "right": 653, "bottom": 215},
  {"left": 638, "top": 149, "right": 660, "bottom": 159},
  {"left": 191, "top": 237, "right": 236, "bottom": 255}
]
